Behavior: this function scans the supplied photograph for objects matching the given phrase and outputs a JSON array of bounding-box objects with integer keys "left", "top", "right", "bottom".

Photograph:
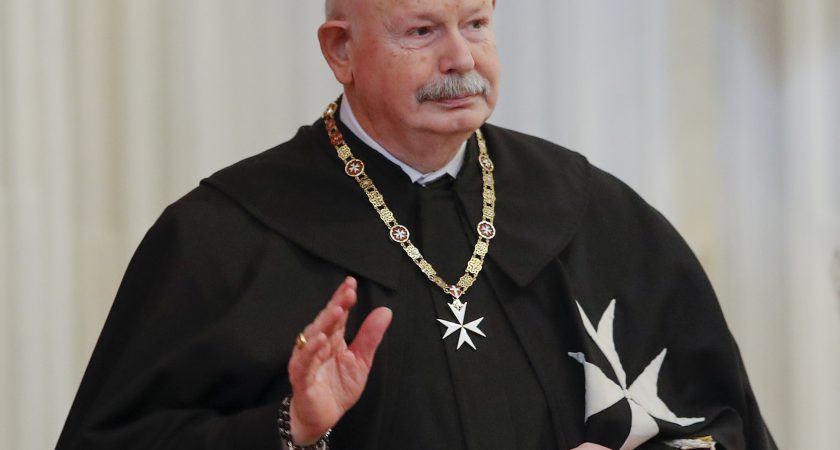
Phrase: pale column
[
  {"left": 714, "top": 1, "right": 790, "bottom": 444},
  {"left": 73, "top": 0, "right": 125, "bottom": 367},
  {"left": 41, "top": 0, "right": 77, "bottom": 442},
  {"left": 783, "top": 0, "right": 840, "bottom": 447},
  {"left": 638, "top": 0, "right": 678, "bottom": 217},
  {"left": 3, "top": 0, "right": 78, "bottom": 447},
  {"left": 666, "top": 1, "right": 724, "bottom": 281},
  {"left": 119, "top": 0, "right": 167, "bottom": 250},
  {"left": 0, "top": 0, "right": 12, "bottom": 446}
]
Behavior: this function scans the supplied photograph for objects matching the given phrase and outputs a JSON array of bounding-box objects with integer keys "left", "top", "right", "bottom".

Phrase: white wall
[{"left": 1, "top": 1, "right": 838, "bottom": 448}]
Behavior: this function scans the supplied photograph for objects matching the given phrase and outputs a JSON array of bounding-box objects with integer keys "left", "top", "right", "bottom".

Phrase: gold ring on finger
[{"left": 295, "top": 332, "right": 307, "bottom": 350}]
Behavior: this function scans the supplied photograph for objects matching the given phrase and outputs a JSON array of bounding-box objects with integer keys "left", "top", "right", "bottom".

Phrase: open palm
[{"left": 286, "top": 277, "right": 392, "bottom": 444}]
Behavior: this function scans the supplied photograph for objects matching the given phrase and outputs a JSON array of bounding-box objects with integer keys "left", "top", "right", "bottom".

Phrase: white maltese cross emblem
[
  {"left": 437, "top": 302, "right": 486, "bottom": 350},
  {"left": 569, "top": 299, "right": 705, "bottom": 450}
]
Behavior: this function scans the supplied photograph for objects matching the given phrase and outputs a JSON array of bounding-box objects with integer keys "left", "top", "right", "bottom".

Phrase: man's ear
[{"left": 318, "top": 21, "right": 354, "bottom": 84}]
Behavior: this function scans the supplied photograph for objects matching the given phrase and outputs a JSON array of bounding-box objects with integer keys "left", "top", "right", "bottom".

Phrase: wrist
[
  {"left": 289, "top": 401, "right": 327, "bottom": 445},
  {"left": 278, "top": 395, "right": 331, "bottom": 450}
]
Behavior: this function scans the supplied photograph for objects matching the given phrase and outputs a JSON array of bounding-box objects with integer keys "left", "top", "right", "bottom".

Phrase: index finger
[{"left": 301, "top": 277, "right": 358, "bottom": 340}]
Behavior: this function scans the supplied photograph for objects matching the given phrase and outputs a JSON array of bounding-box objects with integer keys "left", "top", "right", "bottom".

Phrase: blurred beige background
[{"left": 2, "top": 1, "right": 839, "bottom": 449}]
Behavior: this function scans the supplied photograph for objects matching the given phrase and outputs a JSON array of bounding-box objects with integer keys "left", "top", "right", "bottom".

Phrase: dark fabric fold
[{"left": 57, "top": 113, "right": 776, "bottom": 450}]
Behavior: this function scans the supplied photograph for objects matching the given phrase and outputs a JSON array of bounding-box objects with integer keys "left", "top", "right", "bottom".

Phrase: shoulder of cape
[
  {"left": 189, "top": 121, "right": 410, "bottom": 289},
  {"left": 167, "top": 119, "right": 666, "bottom": 289},
  {"left": 479, "top": 123, "right": 692, "bottom": 285},
  {"left": 202, "top": 121, "right": 336, "bottom": 197},
  {"left": 480, "top": 122, "right": 651, "bottom": 212}
]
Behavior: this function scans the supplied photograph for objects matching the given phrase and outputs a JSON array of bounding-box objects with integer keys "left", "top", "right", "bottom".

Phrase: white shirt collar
[{"left": 339, "top": 96, "right": 466, "bottom": 185}]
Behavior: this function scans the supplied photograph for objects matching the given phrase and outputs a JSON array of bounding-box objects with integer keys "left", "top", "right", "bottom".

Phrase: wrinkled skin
[{"left": 319, "top": 0, "right": 500, "bottom": 172}]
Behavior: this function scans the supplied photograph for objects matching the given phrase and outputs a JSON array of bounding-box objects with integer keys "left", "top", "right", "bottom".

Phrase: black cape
[{"left": 57, "top": 114, "right": 776, "bottom": 450}]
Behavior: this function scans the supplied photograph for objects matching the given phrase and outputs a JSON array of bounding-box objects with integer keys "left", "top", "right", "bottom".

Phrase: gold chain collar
[{"left": 322, "top": 101, "right": 497, "bottom": 310}]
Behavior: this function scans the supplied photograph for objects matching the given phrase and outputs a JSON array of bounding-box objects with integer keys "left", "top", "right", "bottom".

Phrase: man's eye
[
  {"left": 470, "top": 19, "right": 486, "bottom": 29},
  {"left": 414, "top": 26, "right": 431, "bottom": 36}
]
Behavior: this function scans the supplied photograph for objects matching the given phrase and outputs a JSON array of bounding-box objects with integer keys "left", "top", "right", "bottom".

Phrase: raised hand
[{"left": 286, "top": 277, "right": 393, "bottom": 444}]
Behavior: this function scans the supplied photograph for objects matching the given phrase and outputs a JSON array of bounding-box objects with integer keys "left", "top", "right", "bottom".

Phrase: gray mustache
[{"left": 416, "top": 72, "right": 490, "bottom": 102}]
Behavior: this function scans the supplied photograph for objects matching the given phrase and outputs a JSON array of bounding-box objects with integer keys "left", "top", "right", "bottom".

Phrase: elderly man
[{"left": 57, "top": 0, "right": 776, "bottom": 449}]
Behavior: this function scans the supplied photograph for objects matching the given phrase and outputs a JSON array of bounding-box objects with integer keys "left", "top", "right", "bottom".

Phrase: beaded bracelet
[{"left": 277, "top": 395, "right": 331, "bottom": 450}]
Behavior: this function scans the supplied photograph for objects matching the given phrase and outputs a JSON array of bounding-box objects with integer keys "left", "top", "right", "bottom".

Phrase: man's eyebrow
[
  {"left": 462, "top": 5, "right": 489, "bottom": 18},
  {"left": 402, "top": 11, "right": 443, "bottom": 22},
  {"left": 399, "top": 4, "right": 491, "bottom": 23}
]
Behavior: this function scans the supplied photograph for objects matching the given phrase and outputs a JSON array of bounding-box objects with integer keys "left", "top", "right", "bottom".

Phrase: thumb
[{"left": 348, "top": 307, "right": 393, "bottom": 368}]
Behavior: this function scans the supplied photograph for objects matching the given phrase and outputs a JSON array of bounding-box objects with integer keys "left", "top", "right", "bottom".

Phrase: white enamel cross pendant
[{"left": 437, "top": 299, "right": 487, "bottom": 350}]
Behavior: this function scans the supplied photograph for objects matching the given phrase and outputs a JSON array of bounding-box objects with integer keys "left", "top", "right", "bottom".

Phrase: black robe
[{"left": 56, "top": 113, "right": 777, "bottom": 450}]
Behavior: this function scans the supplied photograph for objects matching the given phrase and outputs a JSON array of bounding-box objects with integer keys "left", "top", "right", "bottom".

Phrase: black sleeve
[
  {"left": 56, "top": 186, "right": 298, "bottom": 450},
  {"left": 574, "top": 167, "right": 778, "bottom": 450}
]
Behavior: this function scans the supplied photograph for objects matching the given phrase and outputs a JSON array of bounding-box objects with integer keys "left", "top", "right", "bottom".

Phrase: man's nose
[{"left": 438, "top": 30, "right": 475, "bottom": 74}]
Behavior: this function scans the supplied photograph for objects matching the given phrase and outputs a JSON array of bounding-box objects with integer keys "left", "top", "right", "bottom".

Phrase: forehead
[{"left": 369, "top": 0, "right": 492, "bottom": 18}]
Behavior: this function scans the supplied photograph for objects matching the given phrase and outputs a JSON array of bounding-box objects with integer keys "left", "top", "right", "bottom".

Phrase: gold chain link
[{"left": 323, "top": 101, "right": 496, "bottom": 303}]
